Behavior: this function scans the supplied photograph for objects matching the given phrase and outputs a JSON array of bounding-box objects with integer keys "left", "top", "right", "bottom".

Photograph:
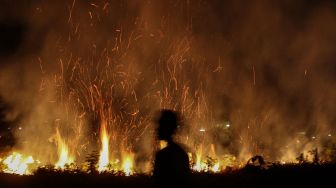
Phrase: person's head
[{"left": 155, "top": 109, "right": 180, "bottom": 141}]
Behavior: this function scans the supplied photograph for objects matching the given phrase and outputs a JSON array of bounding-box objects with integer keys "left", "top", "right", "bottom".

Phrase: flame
[
  {"left": 193, "top": 152, "right": 207, "bottom": 172},
  {"left": 193, "top": 154, "right": 202, "bottom": 171},
  {"left": 210, "top": 162, "right": 220, "bottom": 172},
  {"left": 55, "top": 128, "right": 74, "bottom": 169},
  {"left": 192, "top": 146, "right": 207, "bottom": 172},
  {"left": 191, "top": 145, "right": 223, "bottom": 172},
  {"left": 122, "top": 153, "right": 134, "bottom": 176},
  {"left": 2, "top": 152, "right": 34, "bottom": 175},
  {"left": 98, "top": 122, "right": 109, "bottom": 172}
]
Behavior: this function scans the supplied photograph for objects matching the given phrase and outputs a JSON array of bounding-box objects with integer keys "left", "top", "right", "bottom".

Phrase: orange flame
[
  {"left": 121, "top": 153, "right": 134, "bottom": 176},
  {"left": 55, "top": 128, "right": 74, "bottom": 169},
  {"left": 98, "top": 122, "right": 109, "bottom": 172}
]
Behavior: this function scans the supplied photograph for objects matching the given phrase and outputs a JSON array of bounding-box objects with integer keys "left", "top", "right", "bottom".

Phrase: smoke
[{"left": 0, "top": 0, "right": 336, "bottom": 168}]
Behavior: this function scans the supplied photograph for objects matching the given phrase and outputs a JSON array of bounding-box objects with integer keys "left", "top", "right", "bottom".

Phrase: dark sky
[{"left": 0, "top": 0, "right": 335, "bottom": 59}]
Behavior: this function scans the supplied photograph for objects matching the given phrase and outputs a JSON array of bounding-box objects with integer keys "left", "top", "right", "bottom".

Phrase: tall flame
[
  {"left": 193, "top": 152, "right": 206, "bottom": 172},
  {"left": 122, "top": 153, "right": 134, "bottom": 176},
  {"left": 193, "top": 146, "right": 206, "bottom": 172},
  {"left": 2, "top": 152, "right": 34, "bottom": 175},
  {"left": 55, "top": 128, "right": 74, "bottom": 169},
  {"left": 98, "top": 122, "right": 109, "bottom": 172}
]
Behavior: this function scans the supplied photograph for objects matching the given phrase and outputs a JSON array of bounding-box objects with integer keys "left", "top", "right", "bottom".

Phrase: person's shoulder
[
  {"left": 156, "top": 147, "right": 167, "bottom": 156},
  {"left": 168, "top": 143, "right": 189, "bottom": 156},
  {"left": 178, "top": 143, "right": 190, "bottom": 153},
  {"left": 171, "top": 142, "right": 189, "bottom": 153}
]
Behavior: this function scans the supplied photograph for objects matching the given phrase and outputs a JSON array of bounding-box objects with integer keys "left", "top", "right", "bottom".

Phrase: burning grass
[{"left": 1, "top": 1, "right": 336, "bottom": 184}]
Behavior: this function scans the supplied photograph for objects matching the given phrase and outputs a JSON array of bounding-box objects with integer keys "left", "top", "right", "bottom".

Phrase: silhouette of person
[{"left": 153, "top": 109, "right": 191, "bottom": 186}]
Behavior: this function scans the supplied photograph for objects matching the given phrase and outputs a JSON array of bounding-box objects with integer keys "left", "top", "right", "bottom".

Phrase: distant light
[
  {"left": 19, "top": 127, "right": 22, "bottom": 130},
  {"left": 160, "top": 141, "right": 168, "bottom": 149},
  {"left": 328, "top": 134, "right": 332, "bottom": 137},
  {"left": 226, "top": 124, "right": 230, "bottom": 128},
  {"left": 199, "top": 128, "right": 206, "bottom": 132},
  {"left": 312, "top": 136, "right": 316, "bottom": 139},
  {"left": 7, "top": 127, "right": 10, "bottom": 130}
]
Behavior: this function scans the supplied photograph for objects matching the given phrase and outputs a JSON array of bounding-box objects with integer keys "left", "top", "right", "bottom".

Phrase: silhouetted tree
[
  {"left": 309, "top": 148, "right": 319, "bottom": 164},
  {"left": 296, "top": 153, "right": 306, "bottom": 164}
]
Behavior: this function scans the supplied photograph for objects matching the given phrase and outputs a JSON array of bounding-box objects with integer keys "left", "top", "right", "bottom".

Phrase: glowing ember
[
  {"left": 2, "top": 152, "right": 34, "bottom": 175},
  {"left": 55, "top": 128, "right": 74, "bottom": 169},
  {"left": 98, "top": 122, "right": 109, "bottom": 172}
]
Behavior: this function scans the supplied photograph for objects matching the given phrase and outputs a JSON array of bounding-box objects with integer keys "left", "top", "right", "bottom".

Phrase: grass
[{"left": 0, "top": 163, "right": 335, "bottom": 187}]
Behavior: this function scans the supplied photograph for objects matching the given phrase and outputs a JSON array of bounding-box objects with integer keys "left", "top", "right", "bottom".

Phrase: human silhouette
[{"left": 153, "top": 109, "right": 191, "bottom": 186}]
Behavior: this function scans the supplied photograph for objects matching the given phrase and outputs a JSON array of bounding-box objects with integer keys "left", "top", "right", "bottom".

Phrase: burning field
[{"left": 0, "top": 0, "right": 336, "bottom": 186}]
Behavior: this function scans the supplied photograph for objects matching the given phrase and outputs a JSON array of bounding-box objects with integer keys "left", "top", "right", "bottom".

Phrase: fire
[
  {"left": 210, "top": 162, "right": 220, "bottom": 172},
  {"left": 2, "top": 1, "right": 333, "bottom": 176},
  {"left": 121, "top": 153, "right": 134, "bottom": 176},
  {"left": 192, "top": 156, "right": 223, "bottom": 172},
  {"left": 193, "top": 154, "right": 207, "bottom": 172},
  {"left": 191, "top": 146, "right": 223, "bottom": 172},
  {"left": 98, "top": 122, "right": 109, "bottom": 172},
  {"left": 55, "top": 128, "right": 74, "bottom": 169},
  {"left": 2, "top": 152, "right": 34, "bottom": 175},
  {"left": 192, "top": 146, "right": 206, "bottom": 172}
]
